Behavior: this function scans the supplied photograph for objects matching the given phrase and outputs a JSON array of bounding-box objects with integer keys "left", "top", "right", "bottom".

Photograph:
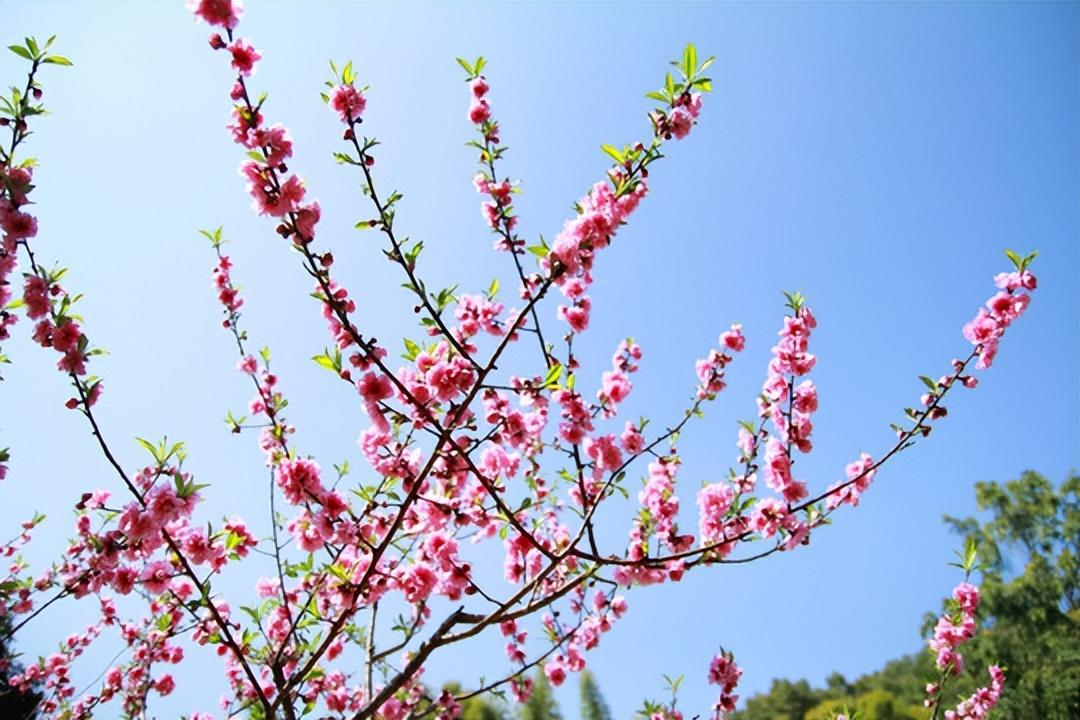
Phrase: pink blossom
[
  {"left": 469, "top": 77, "right": 489, "bottom": 98},
  {"left": 23, "top": 275, "right": 50, "bottom": 319},
  {"left": 0, "top": 209, "right": 37, "bottom": 239},
  {"left": 697, "top": 482, "right": 735, "bottom": 545},
  {"left": 468, "top": 98, "right": 491, "bottom": 124},
  {"left": 720, "top": 323, "right": 746, "bottom": 352},
  {"left": 544, "top": 656, "right": 568, "bottom": 687},
  {"left": 944, "top": 665, "right": 1005, "bottom": 720},
  {"left": 294, "top": 201, "right": 321, "bottom": 241},
  {"left": 237, "top": 355, "right": 258, "bottom": 374},
  {"left": 228, "top": 38, "right": 260, "bottom": 76},
  {"left": 330, "top": 84, "right": 366, "bottom": 125},
  {"left": 952, "top": 581, "right": 980, "bottom": 614},
  {"left": 708, "top": 650, "right": 742, "bottom": 716},
  {"left": 749, "top": 497, "right": 788, "bottom": 538},
  {"left": 154, "top": 674, "right": 176, "bottom": 696},
  {"left": 620, "top": 421, "right": 645, "bottom": 454},
  {"left": 357, "top": 371, "right": 393, "bottom": 404},
  {"left": 585, "top": 434, "right": 623, "bottom": 473},
  {"left": 455, "top": 294, "right": 504, "bottom": 337},
  {"left": 826, "top": 453, "right": 876, "bottom": 510},
  {"left": 276, "top": 457, "right": 326, "bottom": 505},
  {"left": 139, "top": 560, "right": 174, "bottom": 595},
  {"left": 189, "top": 0, "right": 243, "bottom": 29}
]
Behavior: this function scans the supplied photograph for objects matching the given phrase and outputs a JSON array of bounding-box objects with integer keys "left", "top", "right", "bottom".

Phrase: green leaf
[
  {"left": 486, "top": 277, "right": 499, "bottom": 299},
  {"left": 402, "top": 337, "right": 421, "bottom": 362},
  {"left": 8, "top": 45, "right": 32, "bottom": 60},
  {"left": 327, "top": 564, "right": 351, "bottom": 582},
  {"left": 42, "top": 55, "right": 73, "bottom": 66},
  {"left": 542, "top": 363, "right": 563, "bottom": 389},
  {"left": 601, "top": 144, "right": 624, "bottom": 164},
  {"left": 683, "top": 44, "right": 697, "bottom": 78},
  {"left": 962, "top": 537, "right": 978, "bottom": 574},
  {"left": 312, "top": 353, "right": 338, "bottom": 372},
  {"left": 526, "top": 244, "right": 549, "bottom": 258},
  {"left": 135, "top": 437, "right": 162, "bottom": 462},
  {"left": 919, "top": 375, "right": 938, "bottom": 391},
  {"left": 455, "top": 57, "right": 474, "bottom": 76}
]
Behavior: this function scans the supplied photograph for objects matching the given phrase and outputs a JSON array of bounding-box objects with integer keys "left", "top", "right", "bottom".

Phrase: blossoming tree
[{"left": 0, "top": 1, "right": 1038, "bottom": 718}]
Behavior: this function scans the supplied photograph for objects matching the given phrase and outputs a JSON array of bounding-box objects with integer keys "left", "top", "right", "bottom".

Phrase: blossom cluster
[
  {"left": 0, "top": 9, "right": 1038, "bottom": 720},
  {"left": 929, "top": 580, "right": 980, "bottom": 674},
  {"left": 923, "top": 565, "right": 1007, "bottom": 720},
  {"left": 963, "top": 263, "right": 1036, "bottom": 369},
  {"left": 707, "top": 650, "right": 743, "bottom": 715},
  {"left": 547, "top": 179, "right": 648, "bottom": 333},
  {"left": 943, "top": 665, "right": 1006, "bottom": 720},
  {"left": 0, "top": 164, "right": 35, "bottom": 343}
]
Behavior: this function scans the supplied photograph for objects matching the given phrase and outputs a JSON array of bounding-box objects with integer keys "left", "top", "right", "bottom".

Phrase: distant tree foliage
[
  {"left": 940, "top": 470, "right": 1079, "bottom": 719},
  {"left": 580, "top": 670, "right": 612, "bottom": 720},
  {"left": 0, "top": 614, "right": 41, "bottom": 719},
  {"left": 461, "top": 695, "right": 508, "bottom": 720},
  {"left": 520, "top": 668, "right": 562, "bottom": 720},
  {"left": 735, "top": 470, "right": 1079, "bottom": 720}
]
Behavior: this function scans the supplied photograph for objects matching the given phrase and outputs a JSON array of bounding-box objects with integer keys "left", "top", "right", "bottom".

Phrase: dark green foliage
[
  {"left": 520, "top": 667, "right": 562, "bottom": 720},
  {"left": 737, "top": 678, "right": 822, "bottom": 720},
  {"left": 736, "top": 470, "right": 1080, "bottom": 720},
  {"left": 939, "top": 470, "right": 1080, "bottom": 719},
  {"left": 461, "top": 695, "right": 509, "bottom": 720},
  {"left": 580, "top": 670, "right": 612, "bottom": 720},
  {"left": 0, "top": 615, "right": 40, "bottom": 719}
]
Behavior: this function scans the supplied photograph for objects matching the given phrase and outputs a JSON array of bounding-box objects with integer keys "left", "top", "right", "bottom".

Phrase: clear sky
[{"left": 1, "top": 1, "right": 1077, "bottom": 717}]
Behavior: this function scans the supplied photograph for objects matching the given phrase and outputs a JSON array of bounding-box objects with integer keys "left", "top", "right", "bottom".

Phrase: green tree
[
  {"left": 737, "top": 678, "right": 822, "bottom": 720},
  {"left": 0, "top": 614, "right": 41, "bottom": 719},
  {"left": 941, "top": 469, "right": 1080, "bottom": 719},
  {"left": 579, "top": 670, "right": 612, "bottom": 720},
  {"left": 736, "top": 471, "right": 1079, "bottom": 720},
  {"left": 461, "top": 696, "right": 508, "bottom": 720},
  {"left": 520, "top": 667, "right": 562, "bottom": 720}
]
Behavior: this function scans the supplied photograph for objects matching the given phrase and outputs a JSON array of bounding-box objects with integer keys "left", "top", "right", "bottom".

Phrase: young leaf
[
  {"left": 542, "top": 363, "right": 563, "bottom": 388},
  {"left": 683, "top": 44, "right": 696, "bottom": 78},
  {"left": 601, "top": 144, "right": 624, "bottom": 164}
]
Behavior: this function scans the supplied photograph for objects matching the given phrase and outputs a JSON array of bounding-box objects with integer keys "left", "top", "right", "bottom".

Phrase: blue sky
[{"left": 1, "top": 1, "right": 1077, "bottom": 717}]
